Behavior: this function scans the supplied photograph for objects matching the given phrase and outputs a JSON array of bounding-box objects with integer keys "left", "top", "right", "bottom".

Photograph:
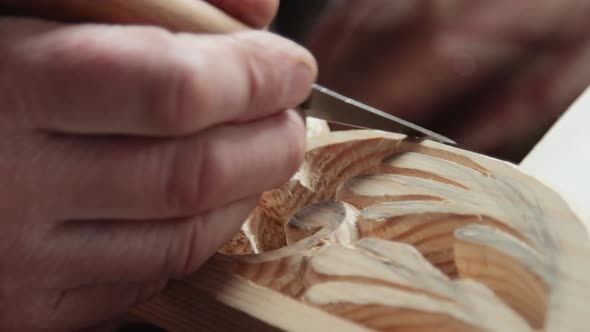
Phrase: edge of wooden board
[{"left": 133, "top": 260, "right": 372, "bottom": 332}]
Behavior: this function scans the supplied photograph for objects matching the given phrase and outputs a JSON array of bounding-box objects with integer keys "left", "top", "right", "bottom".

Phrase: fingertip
[
  {"left": 294, "top": 45, "right": 319, "bottom": 86},
  {"left": 291, "top": 50, "right": 318, "bottom": 107},
  {"left": 275, "top": 109, "right": 307, "bottom": 181},
  {"left": 207, "top": 0, "right": 279, "bottom": 28},
  {"left": 275, "top": 36, "right": 317, "bottom": 106}
]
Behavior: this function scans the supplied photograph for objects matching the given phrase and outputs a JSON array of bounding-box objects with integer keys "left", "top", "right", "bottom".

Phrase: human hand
[
  {"left": 305, "top": 0, "right": 590, "bottom": 160},
  {"left": 0, "top": 0, "right": 316, "bottom": 330}
]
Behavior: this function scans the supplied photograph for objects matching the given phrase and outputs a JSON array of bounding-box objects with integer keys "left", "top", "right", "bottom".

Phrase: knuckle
[
  {"left": 239, "top": 48, "right": 265, "bottom": 115},
  {"left": 151, "top": 64, "right": 208, "bottom": 134},
  {"left": 230, "top": 32, "right": 317, "bottom": 113},
  {"left": 230, "top": 33, "right": 282, "bottom": 108},
  {"left": 48, "top": 25, "right": 205, "bottom": 134},
  {"left": 116, "top": 30, "right": 203, "bottom": 135},
  {"left": 169, "top": 219, "right": 207, "bottom": 277},
  {"left": 145, "top": 34, "right": 246, "bottom": 135},
  {"left": 163, "top": 141, "right": 209, "bottom": 215}
]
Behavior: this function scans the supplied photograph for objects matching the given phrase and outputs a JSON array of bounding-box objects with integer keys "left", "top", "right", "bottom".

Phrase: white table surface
[{"left": 521, "top": 87, "right": 590, "bottom": 228}]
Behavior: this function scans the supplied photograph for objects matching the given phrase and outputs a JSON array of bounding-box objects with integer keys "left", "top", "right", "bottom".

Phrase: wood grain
[
  {"left": 135, "top": 128, "right": 590, "bottom": 331},
  {"left": 134, "top": 263, "right": 371, "bottom": 332}
]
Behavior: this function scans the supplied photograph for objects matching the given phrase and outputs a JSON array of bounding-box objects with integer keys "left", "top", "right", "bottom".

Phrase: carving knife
[{"left": 4, "top": 0, "right": 455, "bottom": 145}]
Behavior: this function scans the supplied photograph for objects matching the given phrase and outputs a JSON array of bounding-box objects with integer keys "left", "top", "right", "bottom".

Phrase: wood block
[{"left": 133, "top": 127, "right": 590, "bottom": 331}]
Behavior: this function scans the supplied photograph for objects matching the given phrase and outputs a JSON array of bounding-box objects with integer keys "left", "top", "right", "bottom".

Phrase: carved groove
[{"left": 140, "top": 130, "right": 590, "bottom": 332}]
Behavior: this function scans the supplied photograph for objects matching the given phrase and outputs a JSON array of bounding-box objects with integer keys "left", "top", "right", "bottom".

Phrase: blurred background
[{"left": 273, "top": 0, "right": 590, "bottom": 163}]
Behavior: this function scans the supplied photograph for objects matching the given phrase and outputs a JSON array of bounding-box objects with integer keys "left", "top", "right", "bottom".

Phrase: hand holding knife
[{"left": 4, "top": 0, "right": 455, "bottom": 145}]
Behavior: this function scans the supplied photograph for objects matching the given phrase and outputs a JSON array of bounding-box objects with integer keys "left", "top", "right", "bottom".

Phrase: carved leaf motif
[
  {"left": 217, "top": 130, "right": 590, "bottom": 331},
  {"left": 136, "top": 130, "right": 590, "bottom": 332}
]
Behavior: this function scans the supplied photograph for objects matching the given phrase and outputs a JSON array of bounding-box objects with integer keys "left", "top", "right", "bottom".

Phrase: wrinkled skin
[
  {"left": 0, "top": 0, "right": 317, "bottom": 331},
  {"left": 303, "top": 0, "right": 590, "bottom": 160}
]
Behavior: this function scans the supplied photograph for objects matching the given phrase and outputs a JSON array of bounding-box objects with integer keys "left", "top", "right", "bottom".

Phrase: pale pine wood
[
  {"left": 306, "top": 118, "right": 332, "bottom": 138},
  {"left": 134, "top": 129, "right": 590, "bottom": 331},
  {"left": 133, "top": 263, "right": 371, "bottom": 332}
]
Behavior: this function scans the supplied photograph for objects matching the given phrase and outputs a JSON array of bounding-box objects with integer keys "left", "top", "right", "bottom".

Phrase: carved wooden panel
[{"left": 135, "top": 130, "right": 590, "bottom": 332}]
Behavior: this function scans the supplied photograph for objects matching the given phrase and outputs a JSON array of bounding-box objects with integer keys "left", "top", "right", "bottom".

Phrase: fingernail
[
  {"left": 288, "top": 59, "right": 317, "bottom": 105},
  {"left": 294, "top": 59, "right": 316, "bottom": 84}
]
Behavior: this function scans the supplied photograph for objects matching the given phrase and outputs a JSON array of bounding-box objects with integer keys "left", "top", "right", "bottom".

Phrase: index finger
[{"left": 2, "top": 18, "right": 317, "bottom": 136}]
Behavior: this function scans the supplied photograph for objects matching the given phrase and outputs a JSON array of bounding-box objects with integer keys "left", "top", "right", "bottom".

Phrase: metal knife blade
[{"left": 300, "top": 84, "right": 456, "bottom": 145}]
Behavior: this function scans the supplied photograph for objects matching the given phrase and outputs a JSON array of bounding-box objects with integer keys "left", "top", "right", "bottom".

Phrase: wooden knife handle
[{"left": 2, "top": 0, "right": 249, "bottom": 34}]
